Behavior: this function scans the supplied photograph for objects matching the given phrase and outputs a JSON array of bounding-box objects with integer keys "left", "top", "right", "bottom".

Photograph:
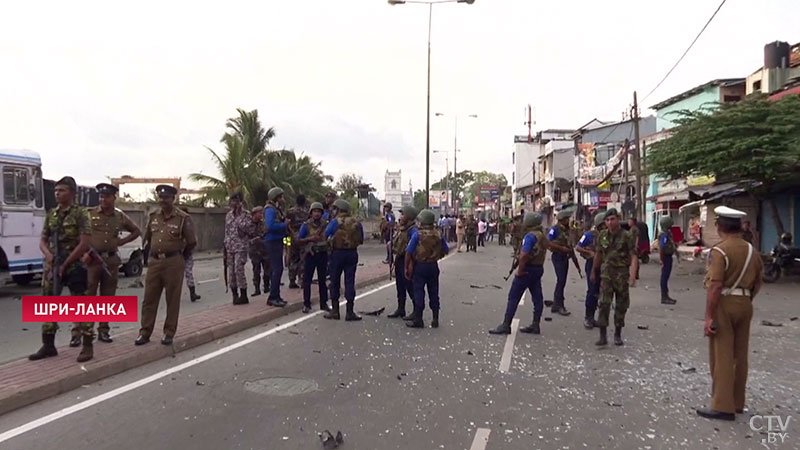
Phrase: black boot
[
  {"left": 431, "top": 310, "right": 439, "bottom": 328},
  {"left": 189, "top": 286, "right": 201, "bottom": 302},
  {"left": 489, "top": 320, "right": 512, "bottom": 335},
  {"left": 614, "top": 327, "right": 624, "bottom": 346},
  {"left": 76, "top": 335, "right": 94, "bottom": 363},
  {"left": 267, "top": 297, "right": 286, "bottom": 308},
  {"left": 387, "top": 300, "right": 406, "bottom": 319},
  {"left": 584, "top": 317, "right": 594, "bottom": 329},
  {"left": 696, "top": 408, "right": 735, "bottom": 421},
  {"left": 661, "top": 292, "right": 676, "bottom": 305},
  {"left": 345, "top": 303, "right": 362, "bottom": 322},
  {"left": 69, "top": 334, "right": 81, "bottom": 347},
  {"left": 324, "top": 303, "right": 341, "bottom": 320},
  {"left": 519, "top": 321, "right": 540, "bottom": 334},
  {"left": 29, "top": 333, "right": 58, "bottom": 360},
  {"left": 232, "top": 290, "right": 240, "bottom": 305},
  {"left": 320, "top": 302, "right": 331, "bottom": 312},
  {"left": 263, "top": 281, "right": 270, "bottom": 293},
  {"left": 595, "top": 327, "right": 608, "bottom": 346},
  {"left": 239, "top": 288, "right": 249, "bottom": 305},
  {"left": 406, "top": 312, "right": 424, "bottom": 328},
  {"left": 402, "top": 311, "right": 416, "bottom": 321},
  {"left": 253, "top": 283, "right": 261, "bottom": 296}
]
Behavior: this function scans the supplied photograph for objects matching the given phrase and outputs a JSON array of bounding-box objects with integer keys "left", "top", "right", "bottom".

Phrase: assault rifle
[
  {"left": 504, "top": 254, "right": 519, "bottom": 281},
  {"left": 223, "top": 247, "right": 229, "bottom": 293},
  {"left": 52, "top": 228, "right": 63, "bottom": 296},
  {"left": 88, "top": 248, "right": 113, "bottom": 277},
  {"left": 568, "top": 247, "right": 584, "bottom": 279}
]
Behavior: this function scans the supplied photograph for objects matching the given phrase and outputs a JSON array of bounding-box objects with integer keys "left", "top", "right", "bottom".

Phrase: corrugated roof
[{"left": 650, "top": 78, "right": 745, "bottom": 110}]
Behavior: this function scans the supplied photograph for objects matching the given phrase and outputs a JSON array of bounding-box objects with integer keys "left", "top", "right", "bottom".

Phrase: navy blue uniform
[
  {"left": 577, "top": 230, "right": 600, "bottom": 320},
  {"left": 325, "top": 218, "right": 364, "bottom": 307},
  {"left": 659, "top": 231, "right": 673, "bottom": 295},
  {"left": 264, "top": 204, "right": 287, "bottom": 301},
  {"left": 503, "top": 233, "right": 545, "bottom": 324},
  {"left": 548, "top": 225, "right": 570, "bottom": 310},
  {"left": 407, "top": 228, "right": 449, "bottom": 316},
  {"left": 298, "top": 222, "right": 329, "bottom": 309}
]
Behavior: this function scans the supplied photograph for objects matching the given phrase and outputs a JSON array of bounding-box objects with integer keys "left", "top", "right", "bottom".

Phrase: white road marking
[
  {"left": 196, "top": 277, "right": 220, "bottom": 284},
  {"left": 0, "top": 252, "right": 458, "bottom": 443},
  {"left": 520, "top": 292, "right": 528, "bottom": 306},
  {"left": 498, "top": 318, "right": 520, "bottom": 373},
  {"left": 469, "top": 428, "right": 491, "bottom": 450}
]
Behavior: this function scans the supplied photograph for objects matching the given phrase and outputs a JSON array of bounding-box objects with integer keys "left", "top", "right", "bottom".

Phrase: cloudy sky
[{"left": 1, "top": 0, "right": 797, "bottom": 200}]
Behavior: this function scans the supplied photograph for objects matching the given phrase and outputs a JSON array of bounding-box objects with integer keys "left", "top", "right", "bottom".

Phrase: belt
[
  {"left": 150, "top": 251, "right": 181, "bottom": 260},
  {"left": 721, "top": 288, "right": 751, "bottom": 297}
]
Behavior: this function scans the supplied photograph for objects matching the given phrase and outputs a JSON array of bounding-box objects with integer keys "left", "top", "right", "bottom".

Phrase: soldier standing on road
[
  {"left": 248, "top": 206, "right": 270, "bottom": 296},
  {"left": 323, "top": 199, "right": 364, "bottom": 322},
  {"left": 322, "top": 191, "right": 337, "bottom": 221},
  {"left": 465, "top": 216, "right": 478, "bottom": 252},
  {"left": 296, "top": 202, "right": 329, "bottom": 314},
  {"left": 135, "top": 185, "right": 197, "bottom": 346},
  {"left": 29, "top": 177, "right": 94, "bottom": 362},
  {"left": 224, "top": 192, "right": 253, "bottom": 305},
  {"left": 591, "top": 208, "right": 637, "bottom": 347},
  {"left": 74, "top": 183, "right": 141, "bottom": 345},
  {"left": 489, "top": 212, "right": 548, "bottom": 335},
  {"left": 455, "top": 215, "right": 465, "bottom": 252},
  {"left": 696, "top": 206, "right": 762, "bottom": 422},
  {"left": 498, "top": 218, "right": 507, "bottom": 246},
  {"left": 286, "top": 194, "right": 310, "bottom": 289},
  {"left": 178, "top": 206, "right": 201, "bottom": 302},
  {"left": 547, "top": 208, "right": 575, "bottom": 316},
  {"left": 658, "top": 216, "right": 678, "bottom": 305},
  {"left": 264, "top": 187, "right": 289, "bottom": 307},
  {"left": 405, "top": 209, "right": 448, "bottom": 329},
  {"left": 387, "top": 206, "right": 418, "bottom": 319},
  {"left": 380, "top": 202, "right": 396, "bottom": 264},
  {"left": 576, "top": 214, "right": 605, "bottom": 329}
]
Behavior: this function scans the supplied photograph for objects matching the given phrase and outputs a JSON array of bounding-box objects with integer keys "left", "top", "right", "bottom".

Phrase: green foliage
[
  {"left": 335, "top": 173, "right": 364, "bottom": 198},
  {"left": 648, "top": 95, "right": 800, "bottom": 184},
  {"left": 413, "top": 189, "right": 427, "bottom": 211},
  {"left": 189, "top": 109, "right": 332, "bottom": 208},
  {"left": 431, "top": 170, "right": 507, "bottom": 208}
]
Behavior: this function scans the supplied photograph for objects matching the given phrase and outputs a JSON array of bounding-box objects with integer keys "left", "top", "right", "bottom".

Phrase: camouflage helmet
[
  {"left": 384, "top": 202, "right": 392, "bottom": 210},
  {"left": 402, "top": 205, "right": 419, "bottom": 221},
  {"left": 268, "top": 187, "right": 284, "bottom": 202},
  {"left": 659, "top": 216, "right": 674, "bottom": 230},
  {"left": 418, "top": 209, "right": 436, "bottom": 225},
  {"left": 522, "top": 212, "right": 543, "bottom": 228},
  {"left": 309, "top": 202, "right": 324, "bottom": 212},
  {"left": 594, "top": 213, "right": 606, "bottom": 228},
  {"left": 333, "top": 198, "right": 351, "bottom": 213}
]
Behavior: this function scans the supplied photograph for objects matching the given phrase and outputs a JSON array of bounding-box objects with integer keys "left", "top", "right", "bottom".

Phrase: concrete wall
[
  {"left": 655, "top": 87, "right": 720, "bottom": 131},
  {"left": 118, "top": 204, "right": 228, "bottom": 252}
]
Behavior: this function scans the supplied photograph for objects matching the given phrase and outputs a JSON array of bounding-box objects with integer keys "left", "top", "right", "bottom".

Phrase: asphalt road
[
  {"left": 1, "top": 243, "right": 798, "bottom": 449},
  {"left": 0, "top": 242, "right": 389, "bottom": 364}
]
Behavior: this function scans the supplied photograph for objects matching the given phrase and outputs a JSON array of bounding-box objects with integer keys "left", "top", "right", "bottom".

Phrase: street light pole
[{"left": 388, "top": 0, "right": 475, "bottom": 210}]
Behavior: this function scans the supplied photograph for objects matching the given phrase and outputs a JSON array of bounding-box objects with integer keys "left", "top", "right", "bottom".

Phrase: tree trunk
[{"left": 767, "top": 197, "right": 785, "bottom": 237}]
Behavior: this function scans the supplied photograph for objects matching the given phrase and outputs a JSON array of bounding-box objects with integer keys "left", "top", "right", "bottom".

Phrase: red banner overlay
[{"left": 22, "top": 296, "right": 138, "bottom": 322}]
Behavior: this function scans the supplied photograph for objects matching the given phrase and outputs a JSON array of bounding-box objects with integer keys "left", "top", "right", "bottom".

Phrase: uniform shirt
[
  {"left": 298, "top": 219, "right": 329, "bottom": 252},
  {"left": 705, "top": 236, "right": 762, "bottom": 295},
  {"left": 597, "top": 228, "right": 636, "bottom": 274},
  {"left": 145, "top": 208, "right": 196, "bottom": 254},
  {"left": 264, "top": 203, "right": 287, "bottom": 242},
  {"left": 522, "top": 233, "right": 538, "bottom": 253},
  {"left": 406, "top": 227, "right": 449, "bottom": 255},
  {"left": 324, "top": 217, "right": 365, "bottom": 240},
  {"left": 456, "top": 219, "right": 465, "bottom": 234},
  {"left": 520, "top": 227, "right": 548, "bottom": 265},
  {"left": 577, "top": 230, "right": 596, "bottom": 259},
  {"left": 89, "top": 206, "right": 138, "bottom": 253},
  {"left": 659, "top": 232, "right": 671, "bottom": 249},
  {"left": 298, "top": 220, "right": 328, "bottom": 239},
  {"left": 42, "top": 204, "right": 92, "bottom": 258},
  {"left": 548, "top": 223, "right": 569, "bottom": 246},
  {"left": 286, "top": 206, "right": 310, "bottom": 237},
  {"left": 224, "top": 209, "right": 253, "bottom": 252},
  {"left": 249, "top": 220, "right": 268, "bottom": 255}
]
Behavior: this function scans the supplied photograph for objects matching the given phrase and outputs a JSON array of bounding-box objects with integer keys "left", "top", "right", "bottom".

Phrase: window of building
[
  {"left": 723, "top": 95, "right": 741, "bottom": 103},
  {"left": 3, "top": 166, "right": 31, "bottom": 205},
  {"left": 752, "top": 80, "right": 761, "bottom": 92},
  {"left": 512, "top": 152, "right": 515, "bottom": 164}
]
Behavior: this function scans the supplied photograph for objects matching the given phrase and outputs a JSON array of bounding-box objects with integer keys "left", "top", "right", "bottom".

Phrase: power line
[{"left": 641, "top": 0, "right": 728, "bottom": 104}]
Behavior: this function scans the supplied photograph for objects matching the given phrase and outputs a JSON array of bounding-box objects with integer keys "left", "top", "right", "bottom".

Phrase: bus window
[
  {"left": 3, "top": 166, "right": 31, "bottom": 205},
  {"left": 34, "top": 167, "right": 43, "bottom": 208}
]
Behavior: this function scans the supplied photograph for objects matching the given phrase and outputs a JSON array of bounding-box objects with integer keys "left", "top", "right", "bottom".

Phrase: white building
[
  {"left": 384, "top": 170, "right": 412, "bottom": 208},
  {"left": 511, "top": 129, "right": 574, "bottom": 215}
]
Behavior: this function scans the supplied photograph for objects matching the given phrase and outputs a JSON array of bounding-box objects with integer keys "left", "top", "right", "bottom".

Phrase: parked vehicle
[
  {"left": 763, "top": 233, "right": 800, "bottom": 283},
  {"left": 118, "top": 233, "right": 144, "bottom": 278}
]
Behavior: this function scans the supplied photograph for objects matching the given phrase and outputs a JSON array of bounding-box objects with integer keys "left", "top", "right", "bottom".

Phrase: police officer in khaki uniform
[
  {"left": 75, "top": 183, "right": 140, "bottom": 344},
  {"left": 135, "top": 185, "right": 197, "bottom": 346},
  {"left": 697, "top": 206, "right": 762, "bottom": 421}
]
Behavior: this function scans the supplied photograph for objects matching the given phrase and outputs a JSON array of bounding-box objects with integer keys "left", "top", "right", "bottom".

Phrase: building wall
[
  {"left": 760, "top": 193, "right": 799, "bottom": 252},
  {"left": 513, "top": 140, "right": 537, "bottom": 191},
  {"left": 655, "top": 87, "right": 720, "bottom": 131},
  {"left": 119, "top": 204, "right": 228, "bottom": 252}
]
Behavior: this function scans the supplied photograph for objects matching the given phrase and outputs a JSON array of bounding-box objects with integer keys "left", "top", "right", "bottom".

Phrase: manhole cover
[{"left": 244, "top": 377, "right": 319, "bottom": 396}]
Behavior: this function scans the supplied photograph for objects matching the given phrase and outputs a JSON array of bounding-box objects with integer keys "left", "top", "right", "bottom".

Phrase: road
[
  {"left": 1, "top": 243, "right": 798, "bottom": 449},
  {"left": 0, "top": 242, "right": 389, "bottom": 364}
]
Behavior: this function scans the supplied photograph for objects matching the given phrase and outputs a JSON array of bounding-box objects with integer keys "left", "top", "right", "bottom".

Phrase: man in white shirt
[{"left": 478, "top": 218, "right": 487, "bottom": 247}]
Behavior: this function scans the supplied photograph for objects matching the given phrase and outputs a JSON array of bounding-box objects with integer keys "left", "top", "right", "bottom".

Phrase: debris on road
[
  {"left": 544, "top": 317, "right": 552, "bottom": 322},
  {"left": 128, "top": 279, "right": 144, "bottom": 288},
  {"left": 469, "top": 284, "right": 502, "bottom": 290},
  {"left": 790, "top": 317, "right": 798, "bottom": 321},
  {"left": 681, "top": 367, "right": 696, "bottom": 374},
  {"left": 544, "top": 300, "right": 554, "bottom": 307},
  {"left": 461, "top": 301, "right": 475, "bottom": 305},
  {"left": 605, "top": 401, "right": 622, "bottom": 407},
  {"left": 466, "top": 350, "right": 474, "bottom": 356},
  {"left": 196, "top": 381, "right": 205, "bottom": 386},
  {"left": 319, "top": 430, "right": 344, "bottom": 449},
  {"left": 360, "top": 307, "right": 385, "bottom": 316},
  {"left": 637, "top": 325, "right": 649, "bottom": 330},
  {"left": 761, "top": 320, "right": 783, "bottom": 327}
]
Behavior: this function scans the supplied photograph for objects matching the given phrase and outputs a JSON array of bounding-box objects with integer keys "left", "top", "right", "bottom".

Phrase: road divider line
[
  {"left": 498, "top": 318, "right": 520, "bottom": 373},
  {"left": 0, "top": 251, "right": 461, "bottom": 444},
  {"left": 197, "top": 277, "right": 220, "bottom": 284},
  {"left": 469, "top": 428, "right": 491, "bottom": 450}
]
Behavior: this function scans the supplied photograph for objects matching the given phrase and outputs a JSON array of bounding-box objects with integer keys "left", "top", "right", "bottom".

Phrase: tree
[
  {"left": 222, "top": 108, "right": 275, "bottom": 160},
  {"left": 648, "top": 94, "right": 800, "bottom": 234},
  {"left": 189, "top": 136, "right": 256, "bottom": 206},
  {"left": 413, "top": 189, "right": 427, "bottom": 211},
  {"left": 335, "top": 173, "right": 364, "bottom": 198}
]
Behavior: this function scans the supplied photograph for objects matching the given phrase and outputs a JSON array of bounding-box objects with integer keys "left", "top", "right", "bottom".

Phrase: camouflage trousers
[
  {"left": 41, "top": 263, "right": 94, "bottom": 338},
  {"left": 596, "top": 269, "right": 630, "bottom": 329},
  {"left": 288, "top": 242, "right": 304, "bottom": 284},
  {"left": 249, "top": 251, "right": 270, "bottom": 290},
  {"left": 184, "top": 254, "right": 196, "bottom": 288},
  {"left": 227, "top": 249, "right": 248, "bottom": 290}
]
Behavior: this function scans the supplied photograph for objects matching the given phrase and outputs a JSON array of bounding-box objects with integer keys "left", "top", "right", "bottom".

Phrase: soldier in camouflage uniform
[
  {"left": 490, "top": 212, "right": 548, "bottom": 335},
  {"left": 286, "top": 194, "right": 310, "bottom": 289},
  {"left": 30, "top": 176, "right": 94, "bottom": 363},
  {"left": 509, "top": 214, "right": 522, "bottom": 254},
  {"left": 249, "top": 206, "right": 270, "bottom": 296},
  {"left": 296, "top": 202, "right": 329, "bottom": 313},
  {"left": 178, "top": 206, "right": 201, "bottom": 302},
  {"left": 465, "top": 216, "right": 478, "bottom": 252},
  {"left": 591, "top": 208, "right": 638, "bottom": 346},
  {"left": 323, "top": 199, "right": 364, "bottom": 322},
  {"left": 498, "top": 218, "right": 507, "bottom": 246},
  {"left": 387, "top": 206, "right": 418, "bottom": 319},
  {"left": 405, "top": 209, "right": 448, "bottom": 329},
  {"left": 224, "top": 192, "right": 254, "bottom": 305}
]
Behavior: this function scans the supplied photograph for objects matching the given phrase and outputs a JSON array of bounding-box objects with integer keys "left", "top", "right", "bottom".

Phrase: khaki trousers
[
  {"left": 140, "top": 254, "right": 185, "bottom": 338},
  {"left": 709, "top": 295, "right": 753, "bottom": 413}
]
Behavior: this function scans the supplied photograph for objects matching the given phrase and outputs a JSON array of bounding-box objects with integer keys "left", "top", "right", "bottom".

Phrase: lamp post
[
  {"left": 433, "top": 150, "right": 449, "bottom": 211},
  {"left": 388, "top": 0, "right": 476, "bottom": 208},
  {"left": 435, "top": 112, "right": 477, "bottom": 214}
]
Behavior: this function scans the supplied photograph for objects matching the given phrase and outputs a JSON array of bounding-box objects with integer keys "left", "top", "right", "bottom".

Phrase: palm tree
[
  {"left": 222, "top": 108, "right": 275, "bottom": 160},
  {"left": 252, "top": 150, "right": 333, "bottom": 205},
  {"left": 189, "top": 136, "right": 258, "bottom": 206}
]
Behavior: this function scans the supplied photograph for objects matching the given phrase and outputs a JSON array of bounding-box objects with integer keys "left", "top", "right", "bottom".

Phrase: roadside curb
[{"left": 0, "top": 269, "right": 390, "bottom": 416}]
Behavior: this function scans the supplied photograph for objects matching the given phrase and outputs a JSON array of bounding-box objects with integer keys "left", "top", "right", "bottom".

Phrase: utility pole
[
  {"left": 632, "top": 91, "right": 643, "bottom": 222},
  {"left": 452, "top": 115, "right": 457, "bottom": 214}
]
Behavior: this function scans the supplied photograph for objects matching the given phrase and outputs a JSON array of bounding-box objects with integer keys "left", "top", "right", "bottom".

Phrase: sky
[{"left": 1, "top": 0, "right": 797, "bottom": 201}]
